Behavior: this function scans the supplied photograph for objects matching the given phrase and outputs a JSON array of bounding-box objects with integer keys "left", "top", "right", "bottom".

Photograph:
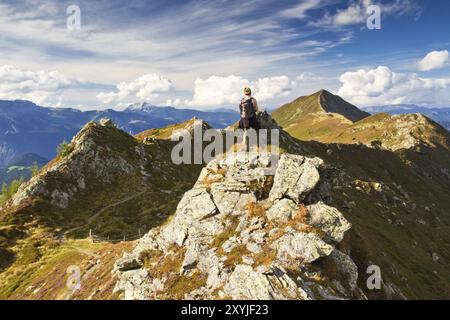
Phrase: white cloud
[
  {"left": 188, "top": 75, "right": 250, "bottom": 107},
  {"left": 253, "top": 76, "right": 292, "bottom": 101},
  {"left": 0, "top": 65, "right": 73, "bottom": 106},
  {"left": 418, "top": 50, "right": 450, "bottom": 71},
  {"left": 297, "top": 72, "right": 323, "bottom": 81},
  {"left": 311, "top": 0, "right": 418, "bottom": 28},
  {"left": 165, "top": 98, "right": 183, "bottom": 107},
  {"left": 337, "top": 66, "right": 450, "bottom": 106},
  {"left": 97, "top": 73, "right": 174, "bottom": 105},
  {"left": 281, "top": 0, "right": 327, "bottom": 19},
  {"left": 188, "top": 75, "right": 292, "bottom": 107}
]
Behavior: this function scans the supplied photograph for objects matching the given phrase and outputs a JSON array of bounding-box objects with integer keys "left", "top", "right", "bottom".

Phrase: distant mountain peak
[
  {"left": 317, "top": 90, "right": 370, "bottom": 122},
  {"left": 274, "top": 90, "right": 370, "bottom": 125},
  {"left": 125, "top": 102, "right": 161, "bottom": 112}
]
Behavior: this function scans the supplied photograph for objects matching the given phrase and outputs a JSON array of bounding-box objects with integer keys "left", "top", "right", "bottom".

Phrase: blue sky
[{"left": 0, "top": 0, "right": 449, "bottom": 110}]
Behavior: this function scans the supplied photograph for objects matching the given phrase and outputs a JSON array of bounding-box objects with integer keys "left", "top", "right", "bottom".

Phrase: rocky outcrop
[
  {"left": 114, "top": 152, "right": 366, "bottom": 300},
  {"left": 10, "top": 119, "right": 142, "bottom": 209}
]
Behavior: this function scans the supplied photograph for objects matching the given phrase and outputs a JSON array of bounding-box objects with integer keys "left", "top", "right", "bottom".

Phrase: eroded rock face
[{"left": 114, "top": 152, "right": 365, "bottom": 300}]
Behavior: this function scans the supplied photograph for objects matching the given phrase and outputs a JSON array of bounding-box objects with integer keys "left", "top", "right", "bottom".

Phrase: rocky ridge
[{"left": 114, "top": 151, "right": 366, "bottom": 300}]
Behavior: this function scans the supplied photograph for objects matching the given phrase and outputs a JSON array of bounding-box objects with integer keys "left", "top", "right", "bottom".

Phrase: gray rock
[
  {"left": 329, "top": 250, "right": 358, "bottom": 291},
  {"left": 269, "top": 154, "right": 322, "bottom": 204},
  {"left": 114, "top": 150, "right": 360, "bottom": 300},
  {"left": 223, "top": 265, "right": 307, "bottom": 300},
  {"left": 160, "top": 187, "right": 218, "bottom": 246},
  {"left": 99, "top": 118, "right": 116, "bottom": 128},
  {"left": 115, "top": 253, "right": 142, "bottom": 272},
  {"left": 267, "top": 198, "right": 298, "bottom": 223},
  {"left": 273, "top": 230, "right": 334, "bottom": 264},
  {"left": 307, "top": 202, "right": 352, "bottom": 243}
]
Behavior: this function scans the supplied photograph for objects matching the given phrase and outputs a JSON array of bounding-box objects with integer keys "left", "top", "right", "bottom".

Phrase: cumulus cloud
[
  {"left": 418, "top": 50, "right": 450, "bottom": 71},
  {"left": 0, "top": 65, "right": 73, "bottom": 107},
  {"left": 253, "top": 76, "right": 292, "bottom": 101},
  {"left": 188, "top": 75, "right": 292, "bottom": 107},
  {"left": 97, "top": 73, "right": 174, "bottom": 104},
  {"left": 337, "top": 66, "right": 450, "bottom": 106}
]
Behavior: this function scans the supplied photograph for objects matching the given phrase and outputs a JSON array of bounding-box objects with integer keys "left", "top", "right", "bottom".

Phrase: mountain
[
  {"left": 272, "top": 90, "right": 371, "bottom": 143},
  {"left": 0, "top": 100, "right": 239, "bottom": 167},
  {"left": 362, "top": 105, "right": 450, "bottom": 131},
  {"left": 116, "top": 111, "right": 450, "bottom": 300},
  {"left": 273, "top": 89, "right": 370, "bottom": 124},
  {"left": 0, "top": 153, "right": 49, "bottom": 186},
  {"left": 114, "top": 152, "right": 365, "bottom": 300},
  {"left": 125, "top": 103, "right": 239, "bottom": 128},
  {"left": 1, "top": 101, "right": 449, "bottom": 300},
  {"left": 273, "top": 92, "right": 450, "bottom": 152}
]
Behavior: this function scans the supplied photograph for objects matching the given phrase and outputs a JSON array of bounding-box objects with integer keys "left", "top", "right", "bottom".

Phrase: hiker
[{"left": 239, "top": 87, "right": 259, "bottom": 130}]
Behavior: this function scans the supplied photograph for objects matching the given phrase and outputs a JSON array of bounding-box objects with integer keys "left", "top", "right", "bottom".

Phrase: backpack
[
  {"left": 240, "top": 98, "right": 255, "bottom": 119},
  {"left": 239, "top": 98, "right": 257, "bottom": 129}
]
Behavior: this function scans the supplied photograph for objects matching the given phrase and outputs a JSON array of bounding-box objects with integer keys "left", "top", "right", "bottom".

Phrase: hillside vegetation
[{"left": 0, "top": 92, "right": 449, "bottom": 300}]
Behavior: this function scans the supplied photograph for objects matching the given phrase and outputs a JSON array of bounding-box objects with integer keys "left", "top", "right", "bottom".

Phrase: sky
[{"left": 0, "top": 0, "right": 449, "bottom": 110}]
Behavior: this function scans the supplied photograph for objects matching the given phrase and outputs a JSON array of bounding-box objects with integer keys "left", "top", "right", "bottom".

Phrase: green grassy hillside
[{"left": 0, "top": 120, "right": 203, "bottom": 296}]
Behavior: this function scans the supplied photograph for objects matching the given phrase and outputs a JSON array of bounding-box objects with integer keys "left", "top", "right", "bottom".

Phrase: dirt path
[{"left": 64, "top": 190, "right": 147, "bottom": 235}]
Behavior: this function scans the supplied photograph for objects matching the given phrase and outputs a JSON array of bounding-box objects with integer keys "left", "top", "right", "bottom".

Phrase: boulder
[
  {"left": 273, "top": 228, "right": 334, "bottom": 264},
  {"left": 223, "top": 265, "right": 306, "bottom": 300},
  {"left": 269, "top": 154, "right": 322, "bottom": 204},
  {"left": 307, "top": 202, "right": 352, "bottom": 242},
  {"left": 267, "top": 198, "right": 298, "bottom": 223}
]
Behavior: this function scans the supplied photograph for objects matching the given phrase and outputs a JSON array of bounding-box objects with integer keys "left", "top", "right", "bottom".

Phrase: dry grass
[
  {"left": 211, "top": 214, "right": 240, "bottom": 252},
  {"left": 139, "top": 249, "right": 164, "bottom": 268},
  {"left": 162, "top": 271, "right": 208, "bottom": 300},
  {"left": 253, "top": 248, "right": 277, "bottom": 266},
  {"left": 223, "top": 245, "right": 249, "bottom": 269},
  {"left": 147, "top": 246, "right": 185, "bottom": 279},
  {"left": 141, "top": 244, "right": 208, "bottom": 299},
  {"left": 245, "top": 202, "right": 266, "bottom": 218},
  {"left": 202, "top": 167, "right": 227, "bottom": 191}
]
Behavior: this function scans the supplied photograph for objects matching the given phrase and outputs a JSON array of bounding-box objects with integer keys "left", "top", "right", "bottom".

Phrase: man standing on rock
[{"left": 239, "top": 87, "right": 259, "bottom": 130}]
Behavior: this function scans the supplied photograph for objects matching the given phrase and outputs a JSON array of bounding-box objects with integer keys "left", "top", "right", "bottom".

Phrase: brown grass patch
[
  {"left": 211, "top": 214, "right": 240, "bottom": 253},
  {"left": 253, "top": 248, "right": 277, "bottom": 266},
  {"left": 223, "top": 245, "right": 250, "bottom": 269},
  {"left": 245, "top": 202, "right": 266, "bottom": 218},
  {"left": 162, "top": 271, "right": 208, "bottom": 300}
]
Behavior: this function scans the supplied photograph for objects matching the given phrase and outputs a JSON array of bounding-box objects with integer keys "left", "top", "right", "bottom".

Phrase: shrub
[
  {"left": 57, "top": 141, "right": 74, "bottom": 158},
  {"left": 0, "top": 178, "right": 24, "bottom": 204},
  {"left": 31, "top": 161, "right": 40, "bottom": 177}
]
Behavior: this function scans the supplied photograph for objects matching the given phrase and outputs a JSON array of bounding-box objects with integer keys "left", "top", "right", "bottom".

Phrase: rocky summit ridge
[{"left": 114, "top": 151, "right": 365, "bottom": 300}]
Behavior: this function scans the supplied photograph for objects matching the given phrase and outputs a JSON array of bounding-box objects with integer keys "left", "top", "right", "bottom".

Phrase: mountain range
[
  {"left": 362, "top": 105, "right": 450, "bottom": 130},
  {"left": 0, "top": 90, "right": 449, "bottom": 300},
  {"left": 0, "top": 100, "right": 239, "bottom": 168},
  {"left": 1, "top": 96, "right": 450, "bottom": 172}
]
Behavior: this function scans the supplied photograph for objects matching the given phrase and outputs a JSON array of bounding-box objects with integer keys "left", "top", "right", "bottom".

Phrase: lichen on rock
[{"left": 114, "top": 150, "right": 365, "bottom": 300}]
